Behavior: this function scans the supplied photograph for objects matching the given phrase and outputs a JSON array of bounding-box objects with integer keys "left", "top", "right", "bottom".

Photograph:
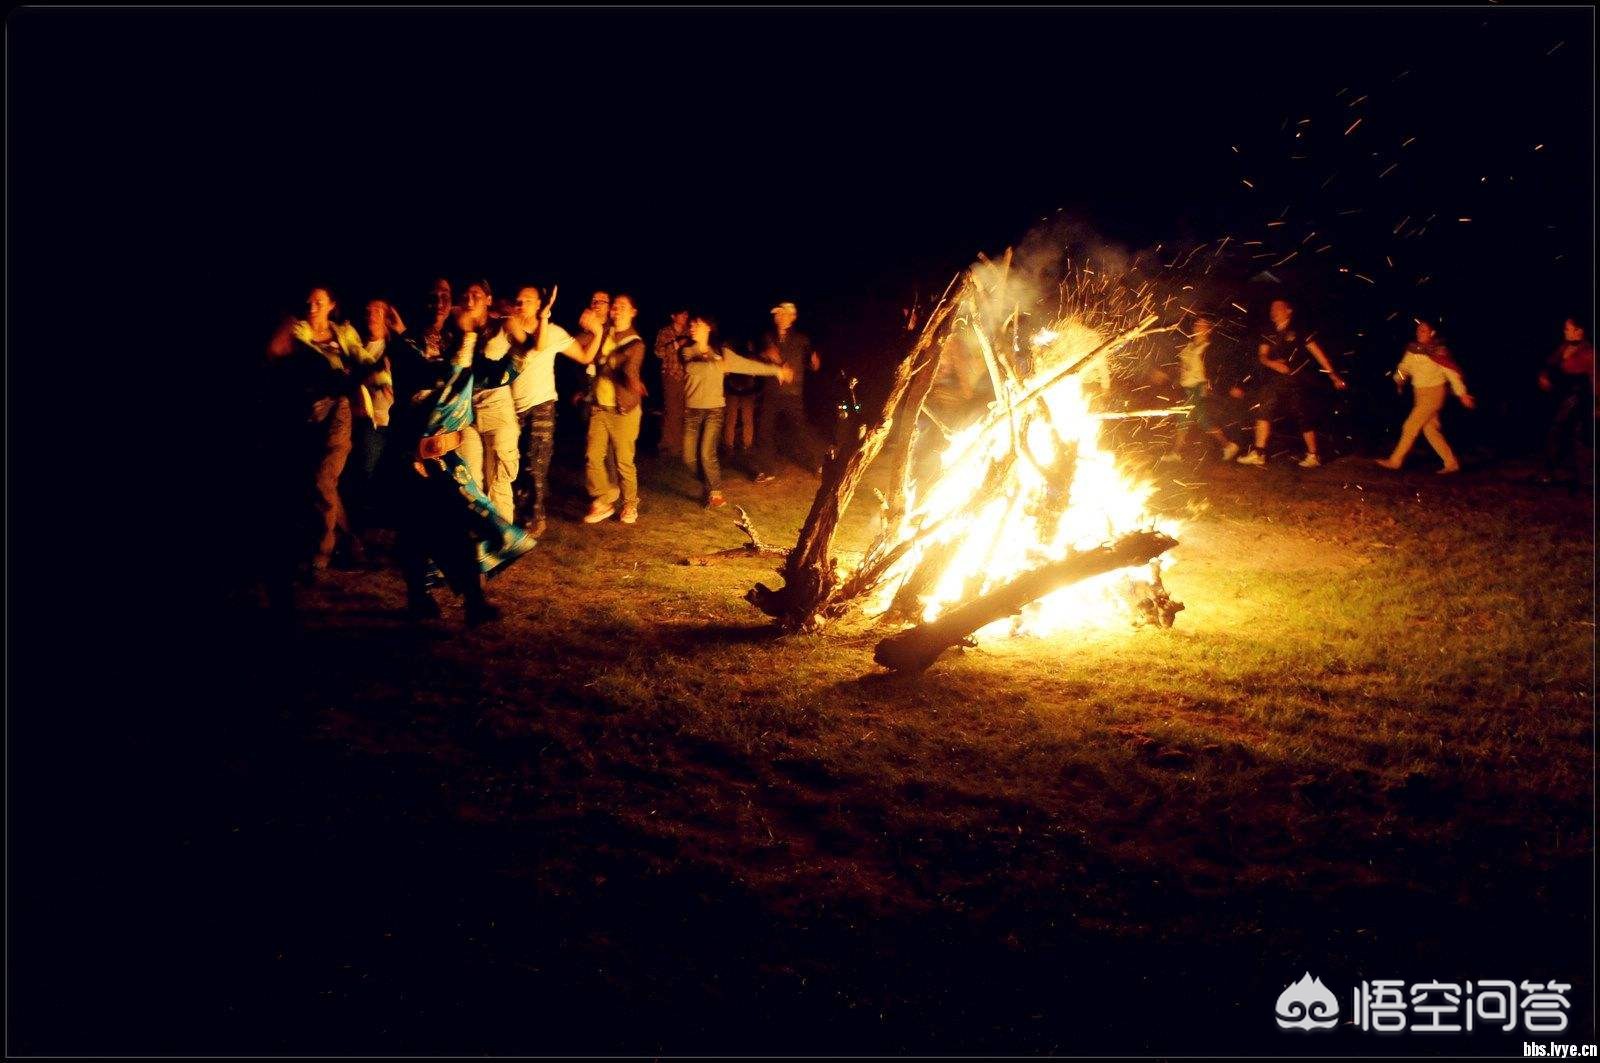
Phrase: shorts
[
  {"left": 1261, "top": 372, "right": 1317, "bottom": 429},
  {"left": 1183, "top": 384, "right": 1215, "bottom": 431}
]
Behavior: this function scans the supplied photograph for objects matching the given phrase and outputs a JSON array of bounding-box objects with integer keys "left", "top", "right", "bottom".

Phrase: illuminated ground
[{"left": 29, "top": 441, "right": 1592, "bottom": 1054}]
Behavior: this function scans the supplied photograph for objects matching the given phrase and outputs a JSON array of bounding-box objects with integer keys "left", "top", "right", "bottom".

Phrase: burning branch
[
  {"left": 872, "top": 530, "right": 1179, "bottom": 674},
  {"left": 746, "top": 289, "right": 962, "bottom": 631},
  {"left": 827, "top": 313, "right": 1164, "bottom": 617}
]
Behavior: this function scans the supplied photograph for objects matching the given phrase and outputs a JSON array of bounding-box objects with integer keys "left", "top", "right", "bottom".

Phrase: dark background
[{"left": 8, "top": 5, "right": 1594, "bottom": 1055}]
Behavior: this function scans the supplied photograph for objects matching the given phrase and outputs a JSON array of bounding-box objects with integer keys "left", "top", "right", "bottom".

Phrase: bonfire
[{"left": 737, "top": 248, "right": 1186, "bottom": 672}]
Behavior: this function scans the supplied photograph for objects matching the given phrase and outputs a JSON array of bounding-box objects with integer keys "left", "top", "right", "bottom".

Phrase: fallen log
[{"left": 872, "top": 530, "right": 1178, "bottom": 673}]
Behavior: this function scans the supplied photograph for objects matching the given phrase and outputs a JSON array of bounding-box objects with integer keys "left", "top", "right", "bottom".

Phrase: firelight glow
[{"left": 872, "top": 317, "right": 1179, "bottom": 638}]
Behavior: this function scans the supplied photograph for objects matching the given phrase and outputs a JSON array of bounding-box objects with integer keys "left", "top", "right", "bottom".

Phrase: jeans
[
  {"left": 683, "top": 406, "right": 725, "bottom": 495},
  {"left": 514, "top": 401, "right": 556, "bottom": 525},
  {"left": 345, "top": 419, "right": 388, "bottom": 529},
  {"left": 585, "top": 405, "right": 641, "bottom": 507}
]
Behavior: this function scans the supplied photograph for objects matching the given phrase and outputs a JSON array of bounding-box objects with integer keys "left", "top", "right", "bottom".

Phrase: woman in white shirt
[{"left": 1376, "top": 319, "right": 1476, "bottom": 474}]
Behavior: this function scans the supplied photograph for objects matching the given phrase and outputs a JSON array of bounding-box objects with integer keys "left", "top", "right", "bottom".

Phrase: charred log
[{"left": 872, "top": 530, "right": 1178, "bottom": 673}]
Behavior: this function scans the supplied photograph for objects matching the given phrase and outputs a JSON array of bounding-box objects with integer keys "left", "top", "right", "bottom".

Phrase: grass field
[{"left": 32, "top": 438, "right": 1592, "bottom": 1055}]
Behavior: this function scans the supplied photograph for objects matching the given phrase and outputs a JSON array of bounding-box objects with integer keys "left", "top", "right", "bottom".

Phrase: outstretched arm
[
  {"left": 719, "top": 350, "right": 794, "bottom": 383},
  {"left": 1305, "top": 338, "right": 1346, "bottom": 390}
]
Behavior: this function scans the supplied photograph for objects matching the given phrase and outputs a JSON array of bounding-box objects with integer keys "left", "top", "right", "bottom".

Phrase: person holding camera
[{"left": 572, "top": 293, "right": 648, "bottom": 525}]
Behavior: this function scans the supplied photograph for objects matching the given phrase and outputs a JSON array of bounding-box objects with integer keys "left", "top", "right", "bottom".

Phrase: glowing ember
[{"left": 872, "top": 316, "right": 1180, "bottom": 638}]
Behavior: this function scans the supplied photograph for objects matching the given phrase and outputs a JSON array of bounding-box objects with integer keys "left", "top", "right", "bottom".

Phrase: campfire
[
  {"left": 739, "top": 249, "right": 1185, "bottom": 672},
  {"left": 868, "top": 316, "right": 1182, "bottom": 640}
]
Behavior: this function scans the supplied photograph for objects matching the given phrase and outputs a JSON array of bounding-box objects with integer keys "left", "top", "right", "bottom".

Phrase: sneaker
[
  {"left": 1375, "top": 457, "right": 1402, "bottom": 470},
  {"left": 526, "top": 517, "right": 547, "bottom": 539},
  {"left": 753, "top": 472, "right": 777, "bottom": 485},
  {"left": 1436, "top": 464, "right": 1461, "bottom": 475},
  {"left": 1220, "top": 441, "right": 1241, "bottom": 462},
  {"left": 1297, "top": 453, "right": 1321, "bottom": 469},
  {"left": 1236, "top": 449, "right": 1266, "bottom": 466},
  {"left": 619, "top": 503, "right": 639, "bottom": 525},
  {"left": 583, "top": 501, "right": 616, "bottom": 524},
  {"left": 706, "top": 492, "right": 728, "bottom": 509}
]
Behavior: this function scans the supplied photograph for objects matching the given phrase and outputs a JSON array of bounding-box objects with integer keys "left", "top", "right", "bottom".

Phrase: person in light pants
[
  {"left": 573, "top": 294, "right": 648, "bottom": 524},
  {"left": 1376, "top": 318, "right": 1475, "bottom": 474}
]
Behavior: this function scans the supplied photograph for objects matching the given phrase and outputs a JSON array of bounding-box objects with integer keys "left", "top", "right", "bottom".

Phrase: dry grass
[{"left": 210, "top": 444, "right": 1592, "bottom": 1053}]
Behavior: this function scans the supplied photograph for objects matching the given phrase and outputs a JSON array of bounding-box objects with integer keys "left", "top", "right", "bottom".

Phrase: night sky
[{"left": 9, "top": 7, "right": 1593, "bottom": 360}]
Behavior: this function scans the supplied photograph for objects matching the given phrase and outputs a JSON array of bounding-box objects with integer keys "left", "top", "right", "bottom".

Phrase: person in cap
[{"left": 752, "top": 300, "right": 822, "bottom": 480}]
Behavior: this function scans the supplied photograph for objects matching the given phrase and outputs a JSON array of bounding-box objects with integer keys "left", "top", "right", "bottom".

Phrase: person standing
[
  {"left": 1235, "top": 298, "right": 1347, "bottom": 468},
  {"left": 1159, "top": 316, "right": 1241, "bottom": 463},
  {"left": 449, "top": 279, "right": 522, "bottom": 522},
  {"left": 345, "top": 298, "right": 401, "bottom": 538},
  {"left": 507, "top": 284, "right": 589, "bottom": 537},
  {"left": 679, "top": 313, "right": 792, "bottom": 507},
  {"left": 419, "top": 277, "right": 453, "bottom": 359},
  {"left": 386, "top": 311, "right": 534, "bottom": 626},
  {"left": 753, "top": 300, "right": 822, "bottom": 480},
  {"left": 654, "top": 307, "right": 692, "bottom": 457},
  {"left": 1537, "top": 317, "right": 1596, "bottom": 484},
  {"left": 269, "top": 287, "right": 380, "bottom": 571},
  {"left": 1376, "top": 318, "right": 1475, "bottom": 474},
  {"left": 577, "top": 293, "right": 648, "bottom": 524}
]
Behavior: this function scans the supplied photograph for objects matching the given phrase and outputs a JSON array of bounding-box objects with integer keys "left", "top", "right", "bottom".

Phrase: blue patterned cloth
[{"left": 427, "top": 366, "right": 536, "bottom": 578}]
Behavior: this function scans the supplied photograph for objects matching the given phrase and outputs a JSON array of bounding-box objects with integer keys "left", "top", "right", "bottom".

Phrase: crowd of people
[
  {"left": 1149, "top": 299, "right": 1593, "bottom": 481},
  {"left": 260, "top": 281, "right": 821, "bottom": 623},
  {"left": 259, "top": 278, "right": 1593, "bottom": 626}
]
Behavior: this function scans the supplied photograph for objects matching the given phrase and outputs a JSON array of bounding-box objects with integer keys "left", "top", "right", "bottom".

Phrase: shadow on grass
[{"left": 654, "top": 619, "right": 788, "bottom": 652}]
